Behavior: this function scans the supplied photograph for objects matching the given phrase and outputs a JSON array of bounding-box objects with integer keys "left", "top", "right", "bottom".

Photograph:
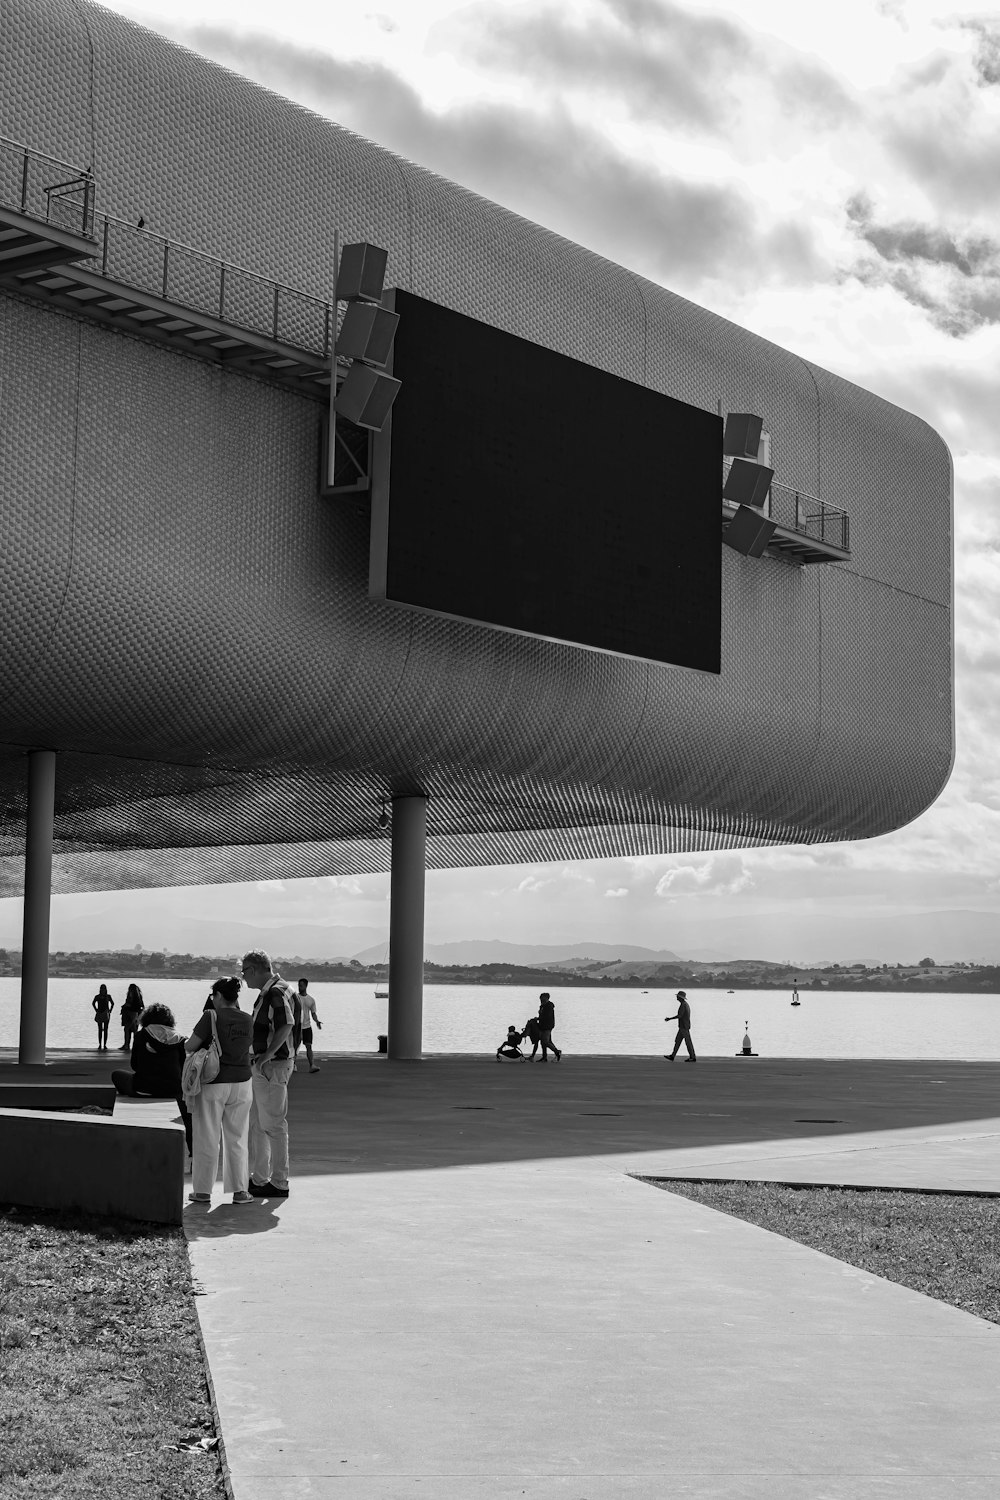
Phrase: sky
[{"left": 5, "top": 0, "right": 1000, "bottom": 963}]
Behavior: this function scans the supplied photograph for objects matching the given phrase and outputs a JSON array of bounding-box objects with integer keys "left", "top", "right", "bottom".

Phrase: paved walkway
[
  {"left": 174, "top": 1055, "right": 1000, "bottom": 1499},
  {"left": 6, "top": 1050, "right": 1000, "bottom": 1493}
]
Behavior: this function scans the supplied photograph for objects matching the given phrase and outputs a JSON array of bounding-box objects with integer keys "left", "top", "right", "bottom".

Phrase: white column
[
  {"left": 19, "top": 748, "right": 57, "bottom": 1065},
  {"left": 387, "top": 794, "right": 427, "bottom": 1060}
]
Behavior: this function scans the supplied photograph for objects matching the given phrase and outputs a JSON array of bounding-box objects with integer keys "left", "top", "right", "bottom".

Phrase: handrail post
[
  {"left": 102, "top": 217, "right": 109, "bottom": 275},
  {"left": 219, "top": 263, "right": 226, "bottom": 320},
  {"left": 20, "top": 150, "right": 29, "bottom": 212},
  {"left": 161, "top": 241, "right": 169, "bottom": 299},
  {"left": 272, "top": 283, "right": 280, "bottom": 339}
]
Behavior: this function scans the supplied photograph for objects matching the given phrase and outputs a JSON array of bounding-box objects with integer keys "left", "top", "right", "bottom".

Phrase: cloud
[
  {"left": 655, "top": 853, "right": 754, "bottom": 899},
  {"left": 960, "top": 18, "right": 1000, "bottom": 87},
  {"left": 604, "top": 887, "right": 629, "bottom": 898},
  {"left": 845, "top": 194, "right": 1000, "bottom": 335},
  {"left": 169, "top": 22, "right": 820, "bottom": 290},
  {"left": 444, "top": 0, "right": 852, "bottom": 134}
]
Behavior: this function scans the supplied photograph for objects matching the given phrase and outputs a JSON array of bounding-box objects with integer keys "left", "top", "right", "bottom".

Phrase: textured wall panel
[{"left": 0, "top": 0, "right": 953, "bottom": 892}]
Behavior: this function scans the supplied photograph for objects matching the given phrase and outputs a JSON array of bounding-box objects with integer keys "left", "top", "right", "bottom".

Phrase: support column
[
  {"left": 387, "top": 794, "right": 427, "bottom": 1060},
  {"left": 19, "top": 748, "right": 57, "bottom": 1066}
]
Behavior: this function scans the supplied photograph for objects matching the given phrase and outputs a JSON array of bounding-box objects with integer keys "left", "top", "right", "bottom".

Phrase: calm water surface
[{"left": 1, "top": 979, "right": 998, "bottom": 1060}]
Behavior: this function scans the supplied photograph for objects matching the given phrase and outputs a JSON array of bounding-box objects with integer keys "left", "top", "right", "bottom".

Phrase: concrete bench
[{"left": 0, "top": 1094, "right": 185, "bottom": 1225}]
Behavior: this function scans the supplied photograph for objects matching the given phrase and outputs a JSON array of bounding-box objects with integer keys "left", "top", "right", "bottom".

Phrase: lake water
[{"left": 1, "top": 979, "right": 999, "bottom": 1060}]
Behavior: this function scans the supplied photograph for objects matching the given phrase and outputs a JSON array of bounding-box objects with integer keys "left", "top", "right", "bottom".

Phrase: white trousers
[
  {"left": 249, "top": 1059, "right": 294, "bottom": 1189},
  {"left": 191, "top": 1079, "right": 252, "bottom": 1195}
]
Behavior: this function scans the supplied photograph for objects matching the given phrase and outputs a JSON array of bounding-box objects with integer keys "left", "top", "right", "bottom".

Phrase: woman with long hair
[
  {"left": 120, "top": 982, "right": 144, "bottom": 1050},
  {"left": 185, "top": 976, "right": 254, "bottom": 1206}
]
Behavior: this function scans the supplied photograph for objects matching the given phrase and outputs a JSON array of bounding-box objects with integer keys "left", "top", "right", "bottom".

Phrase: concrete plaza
[
  {"left": 183, "top": 1053, "right": 1000, "bottom": 1499},
  {"left": 4, "top": 1050, "right": 1000, "bottom": 1496}
]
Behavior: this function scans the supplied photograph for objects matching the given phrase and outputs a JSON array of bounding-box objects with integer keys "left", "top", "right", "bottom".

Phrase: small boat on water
[
  {"left": 791, "top": 987, "right": 801, "bottom": 1007},
  {"left": 375, "top": 989, "right": 388, "bottom": 999},
  {"left": 727, "top": 989, "right": 735, "bottom": 994}
]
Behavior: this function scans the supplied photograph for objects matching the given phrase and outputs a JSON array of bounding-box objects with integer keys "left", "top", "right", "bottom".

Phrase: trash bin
[{"left": 377, "top": 1034, "right": 388, "bottom": 1054}]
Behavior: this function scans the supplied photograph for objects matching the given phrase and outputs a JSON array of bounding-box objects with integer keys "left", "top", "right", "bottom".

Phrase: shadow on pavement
[{"left": 4, "top": 1052, "right": 1000, "bottom": 1178}]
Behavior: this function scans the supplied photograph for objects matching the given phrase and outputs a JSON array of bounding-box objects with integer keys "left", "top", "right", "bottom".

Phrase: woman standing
[
  {"left": 111, "top": 1002, "right": 192, "bottom": 1155},
  {"left": 185, "top": 976, "right": 254, "bottom": 1206},
  {"left": 92, "top": 984, "right": 114, "bottom": 1051},
  {"left": 120, "top": 983, "right": 144, "bottom": 1050}
]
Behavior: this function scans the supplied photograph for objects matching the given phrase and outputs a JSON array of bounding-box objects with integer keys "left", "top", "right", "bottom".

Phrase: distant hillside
[{"left": 353, "top": 939, "right": 685, "bottom": 966}]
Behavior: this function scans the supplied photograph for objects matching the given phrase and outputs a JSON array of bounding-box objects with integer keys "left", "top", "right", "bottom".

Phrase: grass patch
[
  {"left": 645, "top": 1179, "right": 1000, "bottom": 1325},
  {"left": 0, "top": 1202, "right": 226, "bottom": 1499}
]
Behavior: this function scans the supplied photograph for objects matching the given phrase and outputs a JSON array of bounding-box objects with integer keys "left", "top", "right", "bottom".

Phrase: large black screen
[{"left": 369, "top": 290, "right": 721, "bottom": 672}]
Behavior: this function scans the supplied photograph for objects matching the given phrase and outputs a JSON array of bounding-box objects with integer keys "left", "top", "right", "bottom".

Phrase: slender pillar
[
  {"left": 19, "top": 748, "right": 57, "bottom": 1065},
  {"left": 387, "top": 794, "right": 427, "bottom": 1060}
]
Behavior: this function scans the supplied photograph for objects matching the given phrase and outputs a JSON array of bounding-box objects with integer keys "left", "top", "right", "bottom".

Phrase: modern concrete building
[{"left": 1, "top": 0, "right": 953, "bottom": 1059}]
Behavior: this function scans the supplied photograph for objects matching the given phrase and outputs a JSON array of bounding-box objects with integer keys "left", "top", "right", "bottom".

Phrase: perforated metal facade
[{"left": 0, "top": 0, "right": 953, "bottom": 894}]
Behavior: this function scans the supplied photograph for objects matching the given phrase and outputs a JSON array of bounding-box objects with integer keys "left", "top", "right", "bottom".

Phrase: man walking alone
[
  {"left": 665, "top": 991, "right": 696, "bottom": 1061},
  {"left": 241, "top": 950, "right": 296, "bottom": 1197}
]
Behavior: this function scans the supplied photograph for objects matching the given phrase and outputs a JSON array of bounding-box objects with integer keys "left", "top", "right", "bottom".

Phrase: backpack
[{"left": 181, "top": 1010, "right": 221, "bottom": 1101}]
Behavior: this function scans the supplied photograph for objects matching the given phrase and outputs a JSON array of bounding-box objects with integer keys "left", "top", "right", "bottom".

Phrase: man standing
[
  {"left": 241, "top": 950, "right": 296, "bottom": 1197},
  {"left": 537, "top": 992, "right": 562, "bottom": 1062},
  {"left": 295, "top": 976, "right": 323, "bottom": 1073},
  {"left": 664, "top": 991, "right": 696, "bottom": 1061}
]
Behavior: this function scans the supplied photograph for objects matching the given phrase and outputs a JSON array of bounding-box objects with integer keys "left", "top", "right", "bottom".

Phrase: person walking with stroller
[
  {"left": 665, "top": 991, "right": 696, "bottom": 1061},
  {"left": 521, "top": 1014, "right": 541, "bottom": 1060},
  {"left": 537, "top": 992, "right": 562, "bottom": 1062}
]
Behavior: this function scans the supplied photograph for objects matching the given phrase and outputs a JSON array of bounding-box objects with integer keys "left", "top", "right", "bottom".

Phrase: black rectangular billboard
[{"left": 369, "top": 290, "right": 721, "bottom": 672}]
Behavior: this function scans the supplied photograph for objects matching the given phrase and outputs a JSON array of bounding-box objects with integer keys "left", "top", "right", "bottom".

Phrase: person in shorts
[{"left": 294, "top": 976, "right": 323, "bottom": 1073}]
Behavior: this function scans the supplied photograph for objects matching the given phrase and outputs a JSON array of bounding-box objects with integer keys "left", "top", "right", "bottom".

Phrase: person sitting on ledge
[
  {"left": 496, "top": 1025, "right": 525, "bottom": 1061},
  {"left": 111, "top": 1003, "right": 192, "bottom": 1155}
]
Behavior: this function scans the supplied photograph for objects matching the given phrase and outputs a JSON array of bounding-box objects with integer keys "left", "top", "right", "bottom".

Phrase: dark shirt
[
  {"left": 252, "top": 977, "right": 296, "bottom": 1061},
  {"left": 676, "top": 999, "right": 692, "bottom": 1029},
  {"left": 192, "top": 1006, "right": 253, "bottom": 1083},
  {"left": 93, "top": 992, "right": 113, "bottom": 1018},
  {"left": 129, "top": 1026, "right": 185, "bottom": 1096},
  {"left": 538, "top": 999, "right": 555, "bottom": 1030}
]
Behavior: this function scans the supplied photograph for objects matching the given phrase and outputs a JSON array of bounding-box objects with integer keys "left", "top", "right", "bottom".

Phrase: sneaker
[
  {"left": 231, "top": 1190, "right": 254, "bottom": 1205},
  {"left": 248, "top": 1181, "right": 289, "bottom": 1198},
  {"left": 309, "top": 1066, "right": 320, "bottom": 1073},
  {"left": 187, "top": 1192, "right": 211, "bottom": 1204},
  {"left": 664, "top": 1054, "right": 675, "bottom": 1061}
]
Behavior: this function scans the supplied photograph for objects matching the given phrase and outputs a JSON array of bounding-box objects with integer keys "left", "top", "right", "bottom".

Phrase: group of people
[
  {"left": 108, "top": 957, "right": 323, "bottom": 1205},
  {"left": 91, "top": 982, "right": 143, "bottom": 1051},
  {"left": 496, "top": 992, "right": 562, "bottom": 1062}
]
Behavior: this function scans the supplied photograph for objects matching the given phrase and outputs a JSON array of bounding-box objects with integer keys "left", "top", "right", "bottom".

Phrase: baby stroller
[{"left": 495, "top": 1025, "right": 525, "bottom": 1062}]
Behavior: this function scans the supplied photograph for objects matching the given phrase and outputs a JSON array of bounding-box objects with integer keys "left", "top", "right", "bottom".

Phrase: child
[{"left": 496, "top": 1025, "right": 524, "bottom": 1061}]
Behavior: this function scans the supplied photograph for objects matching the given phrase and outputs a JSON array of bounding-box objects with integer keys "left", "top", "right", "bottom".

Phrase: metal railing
[
  {"left": 92, "top": 215, "right": 333, "bottom": 356},
  {"left": 0, "top": 135, "right": 95, "bottom": 237},
  {"left": 1, "top": 135, "right": 332, "bottom": 357},
  {"left": 768, "top": 481, "right": 850, "bottom": 553}
]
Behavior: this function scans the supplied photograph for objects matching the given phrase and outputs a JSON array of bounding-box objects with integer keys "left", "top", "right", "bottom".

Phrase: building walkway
[{"left": 176, "top": 1055, "right": 1000, "bottom": 1499}]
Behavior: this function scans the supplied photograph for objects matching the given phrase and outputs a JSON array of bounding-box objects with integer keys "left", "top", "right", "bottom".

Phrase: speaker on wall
[
  {"left": 335, "top": 363, "right": 401, "bottom": 431},
  {"left": 337, "top": 243, "right": 388, "bottom": 304},
  {"left": 723, "top": 456, "right": 774, "bottom": 508},
  {"left": 337, "top": 302, "right": 400, "bottom": 366},
  {"left": 723, "top": 412, "right": 764, "bottom": 458},
  {"left": 724, "top": 505, "right": 777, "bottom": 558}
]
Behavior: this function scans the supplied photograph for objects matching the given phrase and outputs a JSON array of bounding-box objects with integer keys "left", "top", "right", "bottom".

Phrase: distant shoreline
[{"left": 0, "top": 962, "right": 996, "bottom": 995}]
